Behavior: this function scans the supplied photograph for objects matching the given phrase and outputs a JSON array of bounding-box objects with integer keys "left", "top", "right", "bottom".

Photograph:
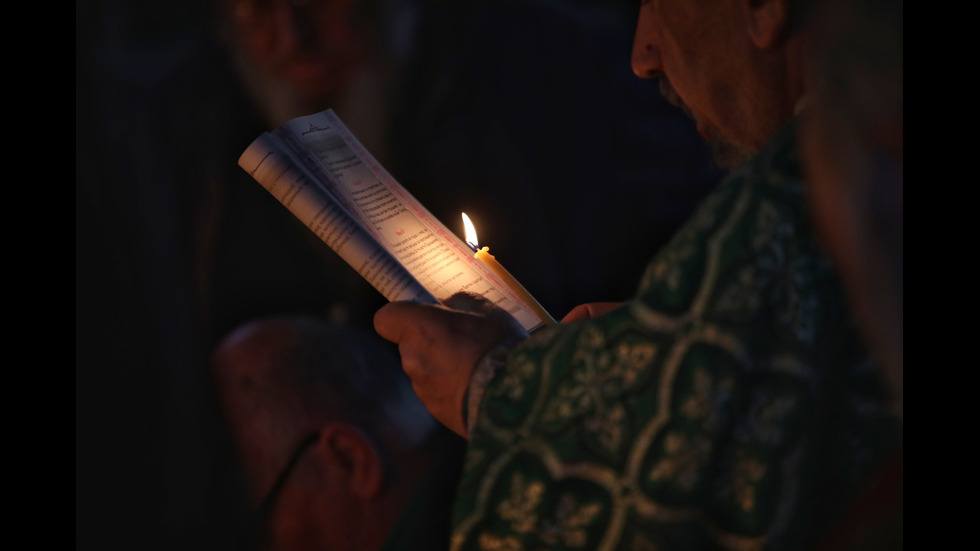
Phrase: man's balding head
[{"left": 212, "top": 315, "right": 440, "bottom": 550}]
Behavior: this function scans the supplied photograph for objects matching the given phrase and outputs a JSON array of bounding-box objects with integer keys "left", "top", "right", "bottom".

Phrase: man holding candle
[{"left": 374, "top": 0, "right": 903, "bottom": 548}]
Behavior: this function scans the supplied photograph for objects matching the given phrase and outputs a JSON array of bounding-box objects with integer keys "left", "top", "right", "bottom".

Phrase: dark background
[{"left": 76, "top": 0, "right": 723, "bottom": 548}]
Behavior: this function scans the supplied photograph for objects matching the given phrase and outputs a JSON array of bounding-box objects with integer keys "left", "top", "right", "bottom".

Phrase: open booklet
[{"left": 238, "top": 108, "right": 555, "bottom": 333}]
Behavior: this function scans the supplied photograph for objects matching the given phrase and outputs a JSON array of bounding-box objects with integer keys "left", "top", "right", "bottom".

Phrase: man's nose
[{"left": 631, "top": 8, "right": 663, "bottom": 79}]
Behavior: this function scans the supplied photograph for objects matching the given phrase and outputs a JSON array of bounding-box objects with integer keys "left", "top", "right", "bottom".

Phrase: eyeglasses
[{"left": 251, "top": 432, "right": 320, "bottom": 530}]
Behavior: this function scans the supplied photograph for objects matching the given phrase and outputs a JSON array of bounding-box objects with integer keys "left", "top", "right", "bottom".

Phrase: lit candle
[{"left": 462, "top": 213, "right": 556, "bottom": 325}]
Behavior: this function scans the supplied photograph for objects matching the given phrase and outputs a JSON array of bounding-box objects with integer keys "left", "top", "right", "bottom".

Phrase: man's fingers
[
  {"left": 373, "top": 300, "right": 500, "bottom": 436},
  {"left": 375, "top": 301, "right": 485, "bottom": 360},
  {"left": 374, "top": 301, "right": 448, "bottom": 344},
  {"left": 444, "top": 292, "right": 497, "bottom": 314},
  {"left": 445, "top": 292, "right": 529, "bottom": 338},
  {"left": 374, "top": 301, "right": 420, "bottom": 343},
  {"left": 377, "top": 296, "right": 526, "bottom": 344},
  {"left": 560, "top": 302, "right": 624, "bottom": 323}
]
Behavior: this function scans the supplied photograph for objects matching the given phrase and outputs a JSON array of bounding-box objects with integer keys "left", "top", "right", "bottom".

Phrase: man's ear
[
  {"left": 745, "top": 0, "right": 790, "bottom": 50},
  {"left": 318, "top": 423, "right": 386, "bottom": 500}
]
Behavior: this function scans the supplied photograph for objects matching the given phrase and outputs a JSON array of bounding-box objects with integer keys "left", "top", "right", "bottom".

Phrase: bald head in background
[{"left": 212, "top": 315, "right": 461, "bottom": 551}]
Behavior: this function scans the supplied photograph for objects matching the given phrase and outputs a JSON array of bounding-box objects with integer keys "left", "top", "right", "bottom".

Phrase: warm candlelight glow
[
  {"left": 459, "top": 211, "right": 556, "bottom": 326},
  {"left": 462, "top": 212, "right": 479, "bottom": 249}
]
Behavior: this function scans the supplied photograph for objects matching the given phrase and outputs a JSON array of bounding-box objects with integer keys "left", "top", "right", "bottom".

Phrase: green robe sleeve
[{"left": 450, "top": 120, "right": 902, "bottom": 551}]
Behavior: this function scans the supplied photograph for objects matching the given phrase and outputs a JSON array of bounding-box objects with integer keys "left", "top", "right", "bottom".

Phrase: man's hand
[
  {"left": 373, "top": 293, "right": 527, "bottom": 438},
  {"left": 561, "top": 302, "right": 623, "bottom": 323}
]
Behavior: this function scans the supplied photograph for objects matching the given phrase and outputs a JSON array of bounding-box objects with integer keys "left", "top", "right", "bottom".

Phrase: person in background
[
  {"left": 201, "top": 0, "right": 419, "bottom": 344},
  {"left": 800, "top": 0, "right": 903, "bottom": 422},
  {"left": 800, "top": 0, "right": 903, "bottom": 548},
  {"left": 216, "top": 0, "right": 418, "bottom": 159},
  {"left": 211, "top": 314, "right": 466, "bottom": 550},
  {"left": 160, "top": 0, "right": 724, "bottom": 347},
  {"left": 209, "top": 0, "right": 728, "bottom": 338},
  {"left": 373, "top": 0, "right": 903, "bottom": 548},
  {"left": 75, "top": 0, "right": 721, "bottom": 545}
]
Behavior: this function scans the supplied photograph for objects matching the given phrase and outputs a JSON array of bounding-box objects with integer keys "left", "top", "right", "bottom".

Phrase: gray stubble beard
[{"left": 659, "top": 77, "right": 756, "bottom": 170}]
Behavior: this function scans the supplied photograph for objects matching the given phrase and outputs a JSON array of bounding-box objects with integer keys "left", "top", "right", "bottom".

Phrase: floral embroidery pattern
[
  {"left": 639, "top": 182, "right": 733, "bottom": 294},
  {"left": 645, "top": 240, "right": 698, "bottom": 293},
  {"left": 538, "top": 494, "right": 603, "bottom": 547},
  {"left": 712, "top": 199, "right": 823, "bottom": 346},
  {"left": 484, "top": 473, "right": 603, "bottom": 550},
  {"left": 491, "top": 353, "right": 540, "bottom": 403},
  {"left": 739, "top": 393, "right": 799, "bottom": 447},
  {"left": 732, "top": 453, "right": 767, "bottom": 512},
  {"left": 713, "top": 267, "right": 762, "bottom": 320},
  {"left": 680, "top": 367, "right": 734, "bottom": 434},
  {"left": 496, "top": 474, "right": 544, "bottom": 534},
  {"left": 582, "top": 402, "right": 628, "bottom": 455},
  {"left": 539, "top": 326, "right": 656, "bottom": 455},
  {"left": 648, "top": 432, "right": 712, "bottom": 492},
  {"left": 453, "top": 123, "right": 901, "bottom": 551},
  {"left": 478, "top": 533, "right": 522, "bottom": 551},
  {"left": 645, "top": 366, "right": 736, "bottom": 492},
  {"left": 752, "top": 201, "right": 820, "bottom": 345}
]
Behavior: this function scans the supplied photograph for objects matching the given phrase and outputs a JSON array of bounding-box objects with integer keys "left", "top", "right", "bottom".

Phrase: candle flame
[{"left": 462, "top": 212, "right": 479, "bottom": 248}]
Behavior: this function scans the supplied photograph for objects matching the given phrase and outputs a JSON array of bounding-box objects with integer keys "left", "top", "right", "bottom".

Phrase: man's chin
[
  {"left": 660, "top": 78, "right": 754, "bottom": 169},
  {"left": 704, "top": 129, "right": 756, "bottom": 170},
  {"left": 691, "top": 118, "right": 755, "bottom": 169},
  {"left": 691, "top": 114, "right": 755, "bottom": 169}
]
